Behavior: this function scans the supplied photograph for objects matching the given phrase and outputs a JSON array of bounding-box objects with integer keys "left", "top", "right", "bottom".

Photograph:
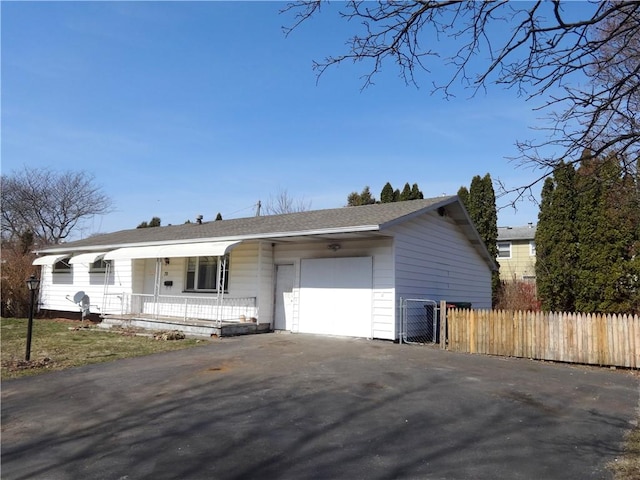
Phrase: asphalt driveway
[{"left": 1, "top": 333, "right": 638, "bottom": 479}]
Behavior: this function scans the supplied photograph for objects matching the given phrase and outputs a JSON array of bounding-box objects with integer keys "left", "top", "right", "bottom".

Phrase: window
[
  {"left": 89, "top": 258, "right": 112, "bottom": 273},
  {"left": 529, "top": 241, "right": 536, "bottom": 256},
  {"left": 185, "top": 255, "right": 229, "bottom": 292},
  {"left": 497, "top": 242, "right": 512, "bottom": 258},
  {"left": 53, "top": 258, "right": 72, "bottom": 273}
]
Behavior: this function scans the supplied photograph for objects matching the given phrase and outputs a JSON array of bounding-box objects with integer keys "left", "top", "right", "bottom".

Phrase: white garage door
[{"left": 298, "top": 256, "right": 373, "bottom": 338}]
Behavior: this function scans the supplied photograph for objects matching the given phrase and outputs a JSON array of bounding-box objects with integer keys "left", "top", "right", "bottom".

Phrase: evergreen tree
[
  {"left": 458, "top": 175, "right": 499, "bottom": 305},
  {"left": 215, "top": 212, "right": 223, "bottom": 221},
  {"left": 535, "top": 178, "right": 556, "bottom": 311},
  {"left": 137, "top": 217, "right": 161, "bottom": 228},
  {"left": 380, "top": 182, "right": 395, "bottom": 203},
  {"left": 536, "top": 162, "right": 579, "bottom": 311},
  {"left": 468, "top": 175, "right": 499, "bottom": 305},
  {"left": 457, "top": 186, "right": 469, "bottom": 208},
  {"left": 399, "top": 183, "right": 412, "bottom": 201},
  {"left": 347, "top": 186, "right": 376, "bottom": 206},
  {"left": 410, "top": 183, "right": 424, "bottom": 200},
  {"left": 574, "top": 155, "right": 640, "bottom": 313}
]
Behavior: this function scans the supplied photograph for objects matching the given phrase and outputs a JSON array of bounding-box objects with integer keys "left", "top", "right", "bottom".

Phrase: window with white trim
[
  {"left": 185, "top": 255, "right": 229, "bottom": 292},
  {"left": 53, "top": 258, "right": 72, "bottom": 273},
  {"left": 529, "top": 241, "right": 536, "bottom": 256},
  {"left": 497, "top": 242, "right": 512, "bottom": 258}
]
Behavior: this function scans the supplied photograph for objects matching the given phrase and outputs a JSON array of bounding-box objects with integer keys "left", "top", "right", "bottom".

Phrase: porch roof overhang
[
  {"left": 69, "top": 252, "right": 107, "bottom": 264},
  {"left": 103, "top": 240, "right": 241, "bottom": 261},
  {"left": 33, "top": 254, "right": 70, "bottom": 266}
]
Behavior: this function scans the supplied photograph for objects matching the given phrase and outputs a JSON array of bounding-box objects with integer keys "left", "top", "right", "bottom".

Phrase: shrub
[{"left": 495, "top": 280, "right": 541, "bottom": 311}]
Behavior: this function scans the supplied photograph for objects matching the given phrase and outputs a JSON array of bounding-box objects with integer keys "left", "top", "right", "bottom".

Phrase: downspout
[
  {"left": 256, "top": 242, "right": 262, "bottom": 323},
  {"left": 102, "top": 261, "right": 111, "bottom": 315},
  {"left": 154, "top": 258, "right": 161, "bottom": 319},
  {"left": 216, "top": 256, "right": 224, "bottom": 327}
]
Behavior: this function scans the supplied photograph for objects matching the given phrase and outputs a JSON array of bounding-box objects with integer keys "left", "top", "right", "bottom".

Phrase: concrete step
[{"left": 99, "top": 316, "right": 271, "bottom": 338}]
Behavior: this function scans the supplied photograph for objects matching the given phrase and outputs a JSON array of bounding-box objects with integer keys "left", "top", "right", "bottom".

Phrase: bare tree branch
[
  {"left": 282, "top": 1, "right": 640, "bottom": 203},
  {"left": 1, "top": 167, "right": 113, "bottom": 246},
  {"left": 263, "top": 188, "right": 312, "bottom": 215}
]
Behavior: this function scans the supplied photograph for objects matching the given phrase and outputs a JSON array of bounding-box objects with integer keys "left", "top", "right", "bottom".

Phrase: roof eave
[
  {"left": 378, "top": 196, "right": 457, "bottom": 230},
  {"left": 34, "top": 225, "right": 382, "bottom": 255}
]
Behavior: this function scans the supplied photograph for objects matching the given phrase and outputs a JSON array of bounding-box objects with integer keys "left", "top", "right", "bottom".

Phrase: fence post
[
  {"left": 440, "top": 300, "right": 447, "bottom": 350},
  {"left": 399, "top": 297, "right": 404, "bottom": 344}
]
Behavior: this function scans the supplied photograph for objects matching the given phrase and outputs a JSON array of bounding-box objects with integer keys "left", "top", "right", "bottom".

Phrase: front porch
[{"left": 99, "top": 293, "right": 271, "bottom": 337}]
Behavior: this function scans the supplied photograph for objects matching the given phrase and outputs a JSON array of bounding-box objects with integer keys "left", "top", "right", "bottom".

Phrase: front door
[{"left": 274, "top": 264, "right": 294, "bottom": 330}]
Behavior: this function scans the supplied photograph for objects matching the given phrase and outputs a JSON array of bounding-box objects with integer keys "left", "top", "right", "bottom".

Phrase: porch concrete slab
[
  {"left": 99, "top": 316, "right": 271, "bottom": 338},
  {"left": 1, "top": 334, "right": 638, "bottom": 480}
]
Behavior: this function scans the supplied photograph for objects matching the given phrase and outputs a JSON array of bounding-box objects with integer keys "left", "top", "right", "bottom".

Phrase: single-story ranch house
[{"left": 32, "top": 196, "right": 496, "bottom": 340}]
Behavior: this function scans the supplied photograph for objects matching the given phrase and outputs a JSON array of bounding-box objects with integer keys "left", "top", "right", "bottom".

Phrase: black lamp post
[{"left": 25, "top": 275, "right": 40, "bottom": 361}]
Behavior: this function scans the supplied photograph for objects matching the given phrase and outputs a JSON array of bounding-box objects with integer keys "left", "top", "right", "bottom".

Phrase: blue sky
[{"left": 3, "top": 1, "right": 558, "bottom": 239}]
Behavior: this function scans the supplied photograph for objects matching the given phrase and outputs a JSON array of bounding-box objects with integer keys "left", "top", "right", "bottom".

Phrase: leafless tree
[
  {"left": 263, "top": 188, "right": 312, "bottom": 215},
  {"left": 1, "top": 167, "right": 113, "bottom": 246},
  {"left": 283, "top": 1, "right": 640, "bottom": 200}
]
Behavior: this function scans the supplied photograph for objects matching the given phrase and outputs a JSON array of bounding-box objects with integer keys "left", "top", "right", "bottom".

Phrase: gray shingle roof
[
  {"left": 39, "top": 197, "right": 457, "bottom": 253},
  {"left": 498, "top": 225, "right": 536, "bottom": 241}
]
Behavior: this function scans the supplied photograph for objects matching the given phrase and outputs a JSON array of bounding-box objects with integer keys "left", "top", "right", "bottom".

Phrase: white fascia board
[{"left": 237, "top": 225, "right": 381, "bottom": 240}]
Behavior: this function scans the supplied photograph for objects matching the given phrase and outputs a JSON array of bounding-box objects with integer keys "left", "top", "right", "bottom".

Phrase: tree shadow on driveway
[{"left": 2, "top": 334, "right": 638, "bottom": 479}]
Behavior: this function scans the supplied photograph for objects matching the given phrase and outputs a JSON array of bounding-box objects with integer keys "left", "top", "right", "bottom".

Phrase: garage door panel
[{"left": 298, "top": 257, "right": 372, "bottom": 337}]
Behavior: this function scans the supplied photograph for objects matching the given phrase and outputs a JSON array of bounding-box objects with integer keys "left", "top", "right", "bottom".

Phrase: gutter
[{"left": 33, "top": 225, "right": 382, "bottom": 255}]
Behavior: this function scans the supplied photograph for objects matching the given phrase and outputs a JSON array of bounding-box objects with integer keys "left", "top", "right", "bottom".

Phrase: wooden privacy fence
[{"left": 446, "top": 308, "right": 640, "bottom": 368}]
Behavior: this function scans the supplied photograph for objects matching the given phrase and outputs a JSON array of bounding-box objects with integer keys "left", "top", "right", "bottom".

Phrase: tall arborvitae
[
  {"left": 539, "top": 162, "right": 578, "bottom": 312},
  {"left": 535, "top": 177, "right": 556, "bottom": 311},
  {"left": 457, "top": 186, "right": 470, "bottom": 208},
  {"left": 466, "top": 174, "right": 499, "bottom": 305},
  {"left": 380, "top": 182, "right": 395, "bottom": 203},
  {"left": 575, "top": 155, "right": 640, "bottom": 313},
  {"left": 457, "top": 175, "right": 499, "bottom": 304}
]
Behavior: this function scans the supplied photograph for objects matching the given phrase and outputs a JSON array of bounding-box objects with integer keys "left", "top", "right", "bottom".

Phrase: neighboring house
[
  {"left": 33, "top": 197, "right": 496, "bottom": 341},
  {"left": 497, "top": 224, "right": 537, "bottom": 282}
]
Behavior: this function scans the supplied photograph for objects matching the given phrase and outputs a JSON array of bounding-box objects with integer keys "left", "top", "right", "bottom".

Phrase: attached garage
[{"left": 298, "top": 257, "right": 373, "bottom": 337}]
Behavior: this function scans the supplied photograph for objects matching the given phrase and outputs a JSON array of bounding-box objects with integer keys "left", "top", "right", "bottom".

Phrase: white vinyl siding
[
  {"left": 390, "top": 211, "right": 492, "bottom": 334},
  {"left": 36, "top": 257, "right": 130, "bottom": 315}
]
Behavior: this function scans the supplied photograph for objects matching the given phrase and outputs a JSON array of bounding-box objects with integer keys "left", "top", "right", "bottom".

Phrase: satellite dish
[
  {"left": 72, "top": 291, "right": 86, "bottom": 304},
  {"left": 80, "top": 295, "right": 91, "bottom": 318}
]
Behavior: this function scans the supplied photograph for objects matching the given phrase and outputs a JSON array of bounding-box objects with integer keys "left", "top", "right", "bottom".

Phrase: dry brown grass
[
  {"left": 609, "top": 420, "right": 640, "bottom": 479},
  {"left": 1, "top": 317, "right": 208, "bottom": 379}
]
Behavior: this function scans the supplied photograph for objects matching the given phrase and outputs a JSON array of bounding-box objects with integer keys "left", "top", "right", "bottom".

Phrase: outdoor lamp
[
  {"left": 25, "top": 275, "right": 40, "bottom": 361},
  {"left": 26, "top": 275, "right": 40, "bottom": 292}
]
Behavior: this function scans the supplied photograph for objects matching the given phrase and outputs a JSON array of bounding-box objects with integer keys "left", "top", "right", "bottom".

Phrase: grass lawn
[{"left": 1, "top": 317, "right": 208, "bottom": 380}]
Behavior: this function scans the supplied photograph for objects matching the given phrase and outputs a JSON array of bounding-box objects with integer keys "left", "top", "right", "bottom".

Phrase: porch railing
[{"left": 107, "top": 293, "right": 258, "bottom": 326}]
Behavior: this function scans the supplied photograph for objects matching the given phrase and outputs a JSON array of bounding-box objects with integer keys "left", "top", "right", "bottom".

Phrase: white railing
[{"left": 110, "top": 293, "right": 257, "bottom": 325}]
